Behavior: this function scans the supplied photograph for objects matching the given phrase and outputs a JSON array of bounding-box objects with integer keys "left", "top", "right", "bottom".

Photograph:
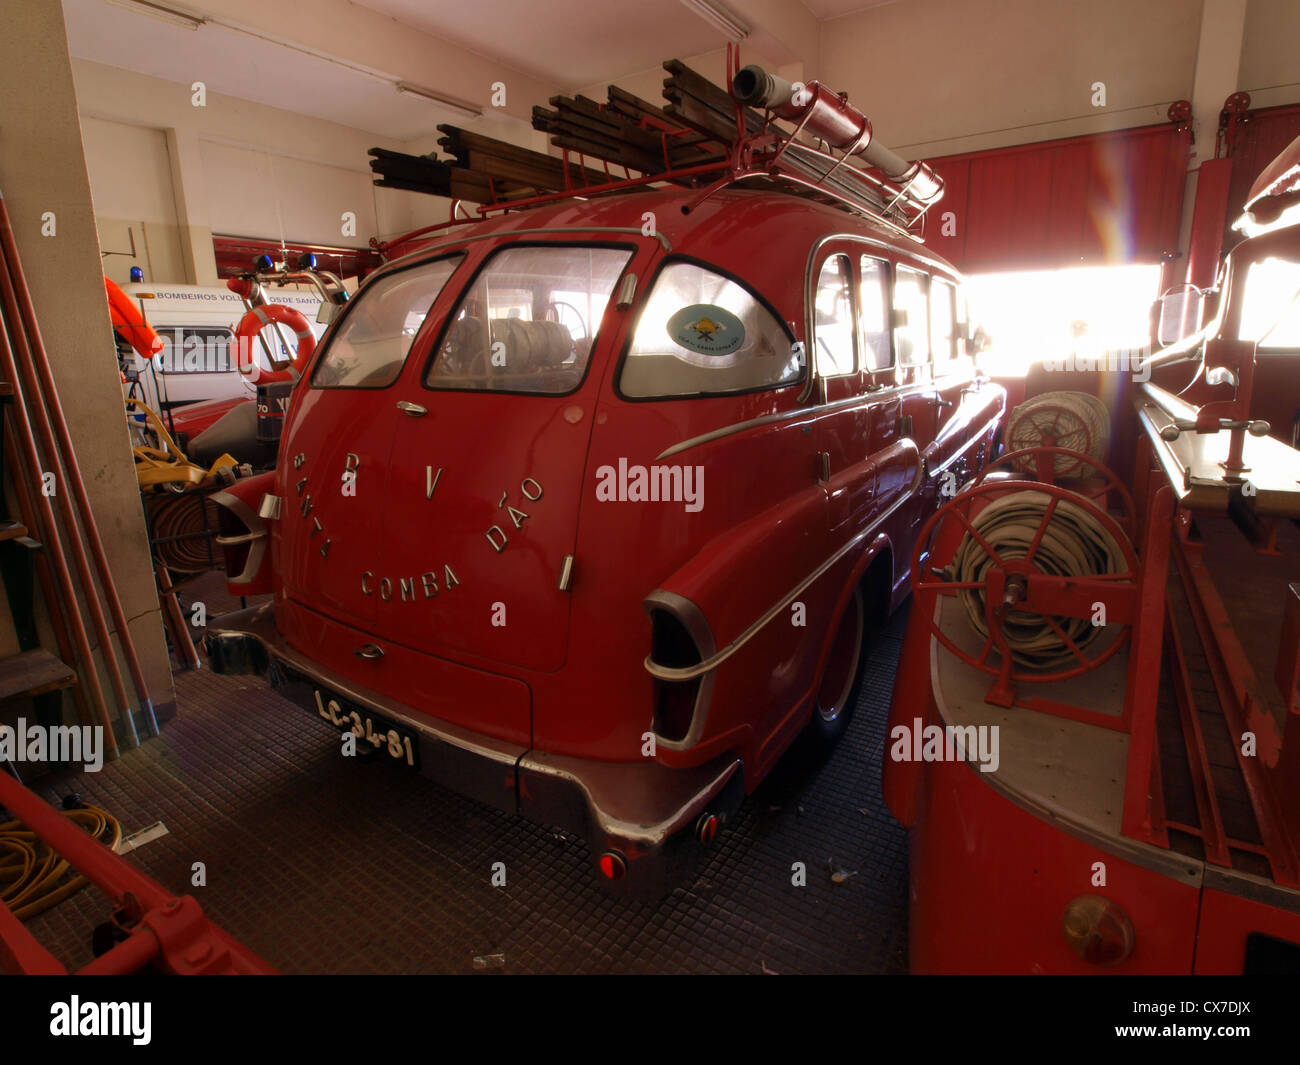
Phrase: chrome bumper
[{"left": 204, "top": 604, "right": 744, "bottom": 896}]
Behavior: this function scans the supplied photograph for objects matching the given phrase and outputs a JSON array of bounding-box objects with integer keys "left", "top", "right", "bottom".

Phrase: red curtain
[{"left": 922, "top": 123, "right": 1192, "bottom": 274}]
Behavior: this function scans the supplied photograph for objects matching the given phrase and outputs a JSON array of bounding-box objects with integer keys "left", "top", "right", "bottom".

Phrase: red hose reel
[
  {"left": 975, "top": 445, "right": 1137, "bottom": 540},
  {"left": 913, "top": 447, "right": 1139, "bottom": 710}
]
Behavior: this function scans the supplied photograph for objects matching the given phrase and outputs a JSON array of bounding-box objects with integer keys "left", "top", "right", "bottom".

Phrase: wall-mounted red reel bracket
[{"left": 912, "top": 479, "right": 1139, "bottom": 719}]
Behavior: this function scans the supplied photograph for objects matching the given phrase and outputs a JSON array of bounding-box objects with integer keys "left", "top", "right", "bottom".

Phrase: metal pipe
[
  {"left": 731, "top": 64, "right": 944, "bottom": 204},
  {"left": 0, "top": 320, "right": 119, "bottom": 757},
  {"left": 0, "top": 192, "right": 155, "bottom": 741}
]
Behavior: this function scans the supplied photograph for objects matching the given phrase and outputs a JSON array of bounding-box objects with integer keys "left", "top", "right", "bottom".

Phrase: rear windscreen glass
[
  {"left": 425, "top": 245, "right": 633, "bottom": 395},
  {"left": 313, "top": 255, "right": 464, "bottom": 388}
]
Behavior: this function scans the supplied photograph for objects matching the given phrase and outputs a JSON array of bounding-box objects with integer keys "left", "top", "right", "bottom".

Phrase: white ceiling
[
  {"left": 61, "top": 0, "right": 908, "bottom": 142},
  {"left": 801, "top": 0, "right": 901, "bottom": 20},
  {"left": 353, "top": 0, "right": 732, "bottom": 88},
  {"left": 61, "top": 0, "right": 522, "bottom": 139}
]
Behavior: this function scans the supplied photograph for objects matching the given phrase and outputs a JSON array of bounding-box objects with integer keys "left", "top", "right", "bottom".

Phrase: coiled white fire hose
[
  {"left": 1005, "top": 391, "right": 1110, "bottom": 473},
  {"left": 950, "top": 489, "right": 1129, "bottom": 670}
]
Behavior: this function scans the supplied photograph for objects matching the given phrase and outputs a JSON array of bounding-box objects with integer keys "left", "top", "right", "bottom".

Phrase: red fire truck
[
  {"left": 203, "top": 54, "right": 1004, "bottom": 893},
  {"left": 884, "top": 134, "right": 1300, "bottom": 971}
]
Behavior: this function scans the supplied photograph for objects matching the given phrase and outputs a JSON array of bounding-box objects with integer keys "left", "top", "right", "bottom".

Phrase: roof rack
[{"left": 369, "top": 46, "right": 944, "bottom": 258}]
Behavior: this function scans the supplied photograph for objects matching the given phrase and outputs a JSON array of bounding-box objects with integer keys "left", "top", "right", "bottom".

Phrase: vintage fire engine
[
  {"left": 885, "top": 134, "right": 1300, "bottom": 970},
  {"left": 203, "top": 54, "right": 1004, "bottom": 892}
]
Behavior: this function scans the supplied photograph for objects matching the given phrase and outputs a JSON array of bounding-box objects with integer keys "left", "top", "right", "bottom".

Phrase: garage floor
[{"left": 21, "top": 589, "right": 911, "bottom": 974}]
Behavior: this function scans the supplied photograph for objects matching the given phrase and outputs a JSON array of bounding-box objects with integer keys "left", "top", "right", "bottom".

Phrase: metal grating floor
[{"left": 18, "top": 604, "right": 911, "bottom": 974}]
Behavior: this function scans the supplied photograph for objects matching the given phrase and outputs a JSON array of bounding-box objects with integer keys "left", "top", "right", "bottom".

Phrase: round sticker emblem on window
[{"left": 667, "top": 304, "right": 745, "bottom": 356}]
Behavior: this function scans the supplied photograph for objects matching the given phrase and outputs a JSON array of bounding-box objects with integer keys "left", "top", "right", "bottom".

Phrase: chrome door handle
[
  {"left": 816, "top": 451, "right": 831, "bottom": 483},
  {"left": 354, "top": 643, "right": 385, "bottom": 659},
  {"left": 396, "top": 401, "right": 427, "bottom": 417}
]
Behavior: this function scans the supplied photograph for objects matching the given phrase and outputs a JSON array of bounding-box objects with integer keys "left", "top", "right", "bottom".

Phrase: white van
[{"left": 115, "top": 283, "right": 327, "bottom": 410}]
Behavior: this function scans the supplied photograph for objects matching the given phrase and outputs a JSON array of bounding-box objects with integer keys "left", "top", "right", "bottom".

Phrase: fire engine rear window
[
  {"left": 425, "top": 245, "right": 633, "bottom": 394},
  {"left": 312, "top": 255, "right": 463, "bottom": 388},
  {"left": 620, "top": 262, "right": 800, "bottom": 398}
]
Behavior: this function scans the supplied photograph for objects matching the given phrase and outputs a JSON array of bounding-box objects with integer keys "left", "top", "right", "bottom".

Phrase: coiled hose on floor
[
  {"left": 0, "top": 804, "right": 122, "bottom": 920},
  {"left": 146, "top": 491, "right": 224, "bottom": 573},
  {"left": 951, "top": 488, "right": 1129, "bottom": 670}
]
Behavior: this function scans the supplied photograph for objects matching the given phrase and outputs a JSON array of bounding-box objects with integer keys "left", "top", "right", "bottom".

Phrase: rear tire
[{"left": 807, "top": 583, "right": 869, "bottom": 749}]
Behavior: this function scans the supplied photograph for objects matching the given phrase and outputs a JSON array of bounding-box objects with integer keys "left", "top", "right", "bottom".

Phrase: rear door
[
  {"left": 927, "top": 276, "right": 971, "bottom": 477},
  {"left": 858, "top": 252, "right": 905, "bottom": 498},
  {"left": 276, "top": 254, "right": 466, "bottom": 628},
  {"left": 374, "top": 241, "right": 641, "bottom": 674},
  {"left": 893, "top": 264, "right": 938, "bottom": 450},
  {"left": 810, "top": 248, "right": 872, "bottom": 532}
]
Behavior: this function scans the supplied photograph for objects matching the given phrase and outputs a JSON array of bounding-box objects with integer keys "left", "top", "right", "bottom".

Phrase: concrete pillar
[
  {"left": 1177, "top": 0, "right": 1249, "bottom": 258},
  {"left": 164, "top": 129, "right": 219, "bottom": 286},
  {"left": 0, "top": 0, "right": 175, "bottom": 734}
]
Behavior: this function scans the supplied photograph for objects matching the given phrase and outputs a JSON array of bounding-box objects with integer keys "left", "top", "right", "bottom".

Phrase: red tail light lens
[
  {"left": 696, "top": 813, "right": 719, "bottom": 844},
  {"left": 1062, "top": 895, "right": 1136, "bottom": 966},
  {"left": 598, "top": 851, "right": 627, "bottom": 880}
]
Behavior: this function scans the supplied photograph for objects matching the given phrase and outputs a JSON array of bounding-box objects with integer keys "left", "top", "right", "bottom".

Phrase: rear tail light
[
  {"left": 650, "top": 610, "right": 702, "bottom": 743},
  {"left": 1062, "top": 895, "right": 1136, "bottom": 966},
  {"left": 695, "top": 813, "right": 720, "bottom": 844},
  {"left": 598, "top": 851, "right": 627, "bottom": 880}
]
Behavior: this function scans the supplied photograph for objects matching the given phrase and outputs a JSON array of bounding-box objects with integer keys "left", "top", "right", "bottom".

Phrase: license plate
[{"left": 312, "top": 688, "right": 420, "bottom": 770}]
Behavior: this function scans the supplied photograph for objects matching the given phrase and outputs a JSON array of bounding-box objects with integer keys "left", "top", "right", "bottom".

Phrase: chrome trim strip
[
  {"left": 214, "top": 531, "right": 267, "bottom": 547},
  {"left": 644, "top": 441, "right": 922, "bottom": 682},
  {"left": 928, "top": 414, "right": 1000, "bottom": 478},
  {"left": 654, "top": 383, "right": 925, "bottom": 461}
]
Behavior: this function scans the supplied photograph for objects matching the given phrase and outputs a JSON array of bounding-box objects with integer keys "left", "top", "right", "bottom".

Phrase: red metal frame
[
  {"left": 1171, "top": 518, "right": 1300, "bottom": 886},
  {"left": 0, "top": 770, "right": 276, "bottom": 974},
  {"left": 887, "top": 132, "right": 1300, "bottom": 972},
  {"left": 911, "top": 463, "right": 1143, "bottom": 724}
]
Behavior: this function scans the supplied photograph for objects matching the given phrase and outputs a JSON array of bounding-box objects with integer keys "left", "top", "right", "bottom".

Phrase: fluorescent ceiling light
[
  {"left": 104, "top": 0, "right": 207, "bottom": 30},
  {"left": 679, "top": 0, "right": 750, "bottom": 41},
  {"left": 395, "top": 82, "right": 482, "bottom": 120}
]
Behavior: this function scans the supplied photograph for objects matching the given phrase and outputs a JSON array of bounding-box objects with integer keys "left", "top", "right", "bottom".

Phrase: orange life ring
[
  {"left": 234, "top": 303, "right": 316, "bottom": 384},
  {"left": 105, "top": 276, "right": 163, "bottom": 359}
]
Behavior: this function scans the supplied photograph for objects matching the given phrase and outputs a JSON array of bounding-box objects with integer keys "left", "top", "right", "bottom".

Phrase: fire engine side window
[
  {"left": 931, "top": 278, "right": 956, "bottom": 365},
  {"left": 814, "top": 254, "right": 856, "bottom": 377},
  {"left": 620, "top": 262, "right": 800, "bottom": 398},
  {"left": 894, "top": 265, "right": 930, "bottom": 366},
  {"left": 859, "top": 256, "right": 892, "bottom": 371},
  {"left": 312, "top": 255, "right": 463, "bottom": 388},
  {"left": 426, "top": 245, "right": 633, "bottom": 394}
]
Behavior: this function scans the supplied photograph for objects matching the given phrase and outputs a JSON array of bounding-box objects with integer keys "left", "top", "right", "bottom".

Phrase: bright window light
[
  {"left": 1238, "top": 258, "right": 1300, "bottom": 352},
  {"left": 965, "top": 263, "right": 1161, "bottom": 376}
]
